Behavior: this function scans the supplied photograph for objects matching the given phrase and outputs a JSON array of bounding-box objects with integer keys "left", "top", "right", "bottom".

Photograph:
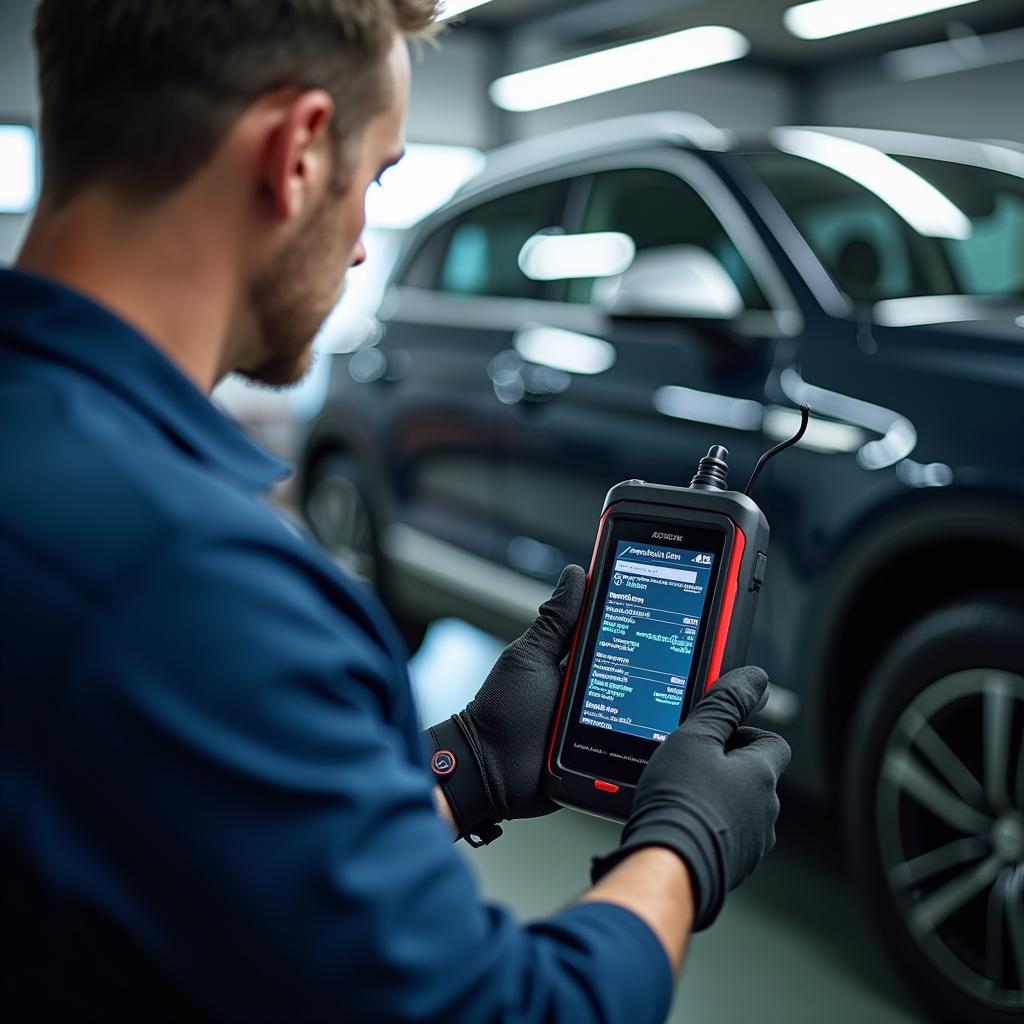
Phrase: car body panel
[{"left": 300, "top": 118, "right": 1024, "bottom": 802}]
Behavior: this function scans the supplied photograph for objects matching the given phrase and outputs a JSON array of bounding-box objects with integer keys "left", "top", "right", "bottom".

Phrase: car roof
[
  {"left": 454, "top": 113, "right": 1024, "bottom": 203},
  {"left": 454, "top": 112, "right": 733, "bottom": 200}
]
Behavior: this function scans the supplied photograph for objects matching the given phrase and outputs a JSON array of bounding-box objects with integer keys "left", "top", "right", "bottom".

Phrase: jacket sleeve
[{"left": 58, "top": 534, "right": 674, "bottom": 1024}]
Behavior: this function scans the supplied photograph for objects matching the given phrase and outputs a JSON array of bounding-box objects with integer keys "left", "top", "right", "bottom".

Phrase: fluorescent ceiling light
[
  {"left": 784, "top": 0, "right": 980, "bottom": 40},
  {"left": 771, "top": 128, "right": 972, "bottom": 239},
  {"left": 490, "top": 26, "right": 750, "bottom": 113},
  {"left": 438, "top": 0, "right": 495, "bottom": 21},
  {"left": 514, "top": 325, "right": 617, "bottom": 376},
  {"left": 0, "top": 125, "right": 38, "bottom": 214},
  {"left": 518, "top": 232, "right": 636, "bottom": 281},
  {"left": 365, "top": 143, "right": 484, "bottom": 230}
]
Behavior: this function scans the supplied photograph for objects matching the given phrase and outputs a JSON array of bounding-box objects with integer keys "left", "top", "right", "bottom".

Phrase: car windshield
[{"left": 744, "top": 144, "right": 1024, "bottom": 304}]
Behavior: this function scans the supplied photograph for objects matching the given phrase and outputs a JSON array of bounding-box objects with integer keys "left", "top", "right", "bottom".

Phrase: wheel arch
[
  {"left": 297, "top": 416, "right": 391, "bottom": 520},
  {"left": 297, "top": 435, "right": 352, "bottom": 511},
  {"left": 798, "top": 494, "right": 1024, "bottom": 798}
]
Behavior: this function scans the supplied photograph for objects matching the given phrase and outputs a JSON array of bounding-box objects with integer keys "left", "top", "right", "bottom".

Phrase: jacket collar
[{"left": 0, "top": 267, "right": 291, "bottom": 494}]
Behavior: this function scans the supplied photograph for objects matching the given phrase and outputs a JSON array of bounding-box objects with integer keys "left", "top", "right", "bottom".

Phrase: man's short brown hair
[{"left": 34, "top": 0, "right": 439, "bottom": 208}]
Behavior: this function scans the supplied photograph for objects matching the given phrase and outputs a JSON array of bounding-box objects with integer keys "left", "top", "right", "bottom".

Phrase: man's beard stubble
[{"left": 241, "top": 195, "right": 346, "bottom": 389}]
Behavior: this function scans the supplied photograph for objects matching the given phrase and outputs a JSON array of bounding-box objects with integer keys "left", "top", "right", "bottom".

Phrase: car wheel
[
  {"left": 845, "top": 597, "right": 1024, "bottom": 1023},
  {"left": 305, "top": 453, "right": 379, "bottom": 584},
  {"left": 304, "top": 453, "right": 429, "bottom": 654}
]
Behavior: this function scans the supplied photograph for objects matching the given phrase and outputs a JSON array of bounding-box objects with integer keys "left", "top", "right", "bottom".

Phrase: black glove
[
  {"left": 590, "top": 666, "right": 790, "bottom": 931},
  {"left": 425, "top": 565, "right": 586, "bottom": 845}
]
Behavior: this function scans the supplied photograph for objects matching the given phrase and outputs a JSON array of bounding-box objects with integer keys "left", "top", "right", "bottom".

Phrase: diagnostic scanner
[{"left": 545, "top": 406, "right": 809, "bottom": 820}]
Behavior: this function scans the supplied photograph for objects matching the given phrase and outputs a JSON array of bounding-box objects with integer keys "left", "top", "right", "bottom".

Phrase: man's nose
[{"left": 351, "top": 240, "right": 367, "bottom": 268}]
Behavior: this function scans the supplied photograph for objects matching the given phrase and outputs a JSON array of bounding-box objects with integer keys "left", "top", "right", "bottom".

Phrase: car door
[
  {"left": 373, "top": 178, "right": 571, "bottom": 611},
  {"left": 488, "top": 150, "right": 802, "bottom": 665}
]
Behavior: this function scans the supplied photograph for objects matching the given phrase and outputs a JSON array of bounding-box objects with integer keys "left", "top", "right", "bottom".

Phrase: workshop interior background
[{"left": 3, "top": 2, "right": 1024, "bottom": 1021}]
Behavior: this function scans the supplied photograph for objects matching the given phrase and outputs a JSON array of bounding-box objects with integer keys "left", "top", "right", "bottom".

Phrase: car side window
[
  {"left": 431, "top": 182, "right": 567, "bottom": 300},
  {"left": 901, "top": 156, "right": 1024, "bottom": 297},
  {"left": 564, "top": 168, "right": 769, "bottom": 309},
  {"left": 797, "top": 200, "right": 914, "bottom": 302}
]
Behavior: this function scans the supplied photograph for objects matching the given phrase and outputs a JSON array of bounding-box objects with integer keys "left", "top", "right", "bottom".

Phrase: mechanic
[{"left": 0, "top": 2, "right": 790, "bottom": 1021}]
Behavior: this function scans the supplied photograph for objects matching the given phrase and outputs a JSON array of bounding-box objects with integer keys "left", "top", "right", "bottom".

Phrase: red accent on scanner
[
  {"left": 704, "top": 524, "right": 747, "bottom": 692},
  {"left": 546, "top": 504, "right": 615, "bottom": 777},
  {"left": 594, "top": 780, "right": 620, "bottom": 794}
]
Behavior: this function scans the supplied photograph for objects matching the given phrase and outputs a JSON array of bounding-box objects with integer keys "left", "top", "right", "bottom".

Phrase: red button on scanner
[{"left": 594, "top": 779, "right": 620, "bottom": 794}]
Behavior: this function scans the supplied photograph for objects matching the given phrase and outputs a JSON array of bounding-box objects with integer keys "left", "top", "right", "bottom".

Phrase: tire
[
  {"left": 845, "top": 597, "right": 1024, "bottom": 1023},
  {"left": 304, "top": 453, "right": 429, "bottom": 653},
  {"left": 305, "top": 453, "right": 379, "bottom": 584}
]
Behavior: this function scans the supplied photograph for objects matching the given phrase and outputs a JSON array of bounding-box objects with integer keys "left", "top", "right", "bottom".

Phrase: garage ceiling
[{"left": 459, "top": 0, "right": 1024, "bottom": 68}]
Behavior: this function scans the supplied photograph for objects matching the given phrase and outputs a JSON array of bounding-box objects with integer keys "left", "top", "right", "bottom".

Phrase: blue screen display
[{"left": 578, "top": 539, "right": 716, "bottom": 743}]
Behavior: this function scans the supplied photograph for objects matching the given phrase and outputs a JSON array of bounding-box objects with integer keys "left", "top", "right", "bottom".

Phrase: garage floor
[{"left": 410, "top": 619, "right": 925, "bottom": 1024}]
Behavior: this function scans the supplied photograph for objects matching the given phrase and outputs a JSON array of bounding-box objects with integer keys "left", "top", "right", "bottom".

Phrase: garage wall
[
  {"left": 407, "top": 28, "right": 497, "bottom": 148},
  {"left": 812, "top": 60, "right": 1024, "bottom": 144},
  {"left": 1, "top": 4, "right": 1021, "bottom": 263},
  {"left": 0, "top": 17, "right": 495, "bottom": 264},
  {"left": 0, "top": 0, "right": 39, "bottom": 264}
]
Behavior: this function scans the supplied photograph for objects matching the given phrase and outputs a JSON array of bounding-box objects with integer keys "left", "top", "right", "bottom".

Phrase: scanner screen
[{"left": 577, "top": 539, "right": 716, "bottom": 743}]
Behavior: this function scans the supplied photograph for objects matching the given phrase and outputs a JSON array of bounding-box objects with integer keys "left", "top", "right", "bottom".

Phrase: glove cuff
[
  {"left": 590, "top": 812, "right": 724, "bottom": 931},
  {"left": 425, "top": 716, "right": 503, "bottom": 847}
]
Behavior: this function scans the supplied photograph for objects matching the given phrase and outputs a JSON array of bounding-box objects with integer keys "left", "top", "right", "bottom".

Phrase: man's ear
[{"left": 261, "top": 89, "right": 335, "bottom": 222}]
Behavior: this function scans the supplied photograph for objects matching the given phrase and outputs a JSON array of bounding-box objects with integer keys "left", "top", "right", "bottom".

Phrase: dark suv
[{"left": 299, "top": 113, "right": 1024, "bottom": 1022}]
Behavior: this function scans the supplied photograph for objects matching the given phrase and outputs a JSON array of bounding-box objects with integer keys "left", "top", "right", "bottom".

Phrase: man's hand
[
  {"left": 591, "top": 666, "right": 790, "bottom": 932},
  {"left": 426, "top": 565, "right": 586, "bottom": 837}
]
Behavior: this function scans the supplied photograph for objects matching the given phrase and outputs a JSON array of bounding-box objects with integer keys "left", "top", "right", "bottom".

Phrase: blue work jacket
[{"left": 0, "top": 268, "right": 672, "bottom": 1023}]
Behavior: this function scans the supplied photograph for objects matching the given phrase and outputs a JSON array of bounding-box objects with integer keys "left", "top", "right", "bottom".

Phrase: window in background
[
  {"left": 365, "top": 143, "right": 484, "bottom": 231},
  {"left": 215, "top": 144, "right": 484, "bottom": 431},
  {"left": 0, "top": 125, "right": 38, "bottom": 214},
  {"left": 798, "top": 200, "right": 913, "bottom": 302},
  {"left": 563, "top": 167, "right": 769, "bottom": 309},
  {"left": 900, "top": 156, "right": 1024, "bottom": 297},
  {"left": 313, "top": 144, "right": 487, "bottom": 350},
  {"left": 747, "top": 150, "right": 1024, "bottom": 303},
  {"left": 435, "top": 181, "right": 568, "bottom": 299}
]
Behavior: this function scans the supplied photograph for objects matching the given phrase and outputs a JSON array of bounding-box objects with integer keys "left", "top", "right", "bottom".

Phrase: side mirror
[{"left": 594, "top": 245, "right": 744, "bottom": 321}]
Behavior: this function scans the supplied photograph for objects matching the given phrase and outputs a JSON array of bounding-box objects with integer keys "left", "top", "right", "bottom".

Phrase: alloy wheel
[
  {"left": 306, "top": 468, "right": 377, "bottom": 583},
  {"left": 877, "top": 669, "right": 1024, "bottom": 1012}
]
